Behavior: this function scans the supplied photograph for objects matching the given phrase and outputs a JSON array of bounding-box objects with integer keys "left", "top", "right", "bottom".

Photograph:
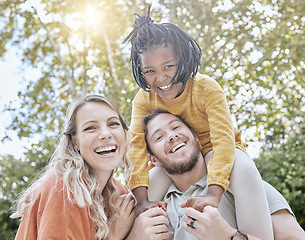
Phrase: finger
[
  {"left": 180, "top": 199, "right": 189, "bottom": 208},
  {"left": 126, "top": 198, "right": 137, "bottom": 215},
  {"left": 152, "top": 223, "right": 170, "bottom": 234},
  {"left": 157, "top": 231, "right": 174, "bottom": 240},
  {"left": 150, "top": 215, "right": 170, "bottom": 227},
  {"left": 144, "top": 207, "right": 167, "bottom": 218},
  {"left": 194, "top": 202, "right": 206, "bottom": 212},
  {"left": 116, "top": 194, "right": 127, "bottom": 208},
  {"left": 121, "top": 192, "right": 136, "bottom": 212},
  {"left": 183, "top": 220, "right": 197, "bottom": 234},
  {"left": 185, "top": 207, "right": 202, "bottom": 220},
  {"left": 157, "top": 201, "right": 167, "bottom": 212}
]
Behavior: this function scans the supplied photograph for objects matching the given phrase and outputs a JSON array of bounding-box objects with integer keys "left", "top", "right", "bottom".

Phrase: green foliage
[
  {"left": 157, "top": 0, "right": 305, "bottom": 143},
  {"left": 0, "top": 137, "right": 56, "bottom": 239},
  {"left": 1, "top": 0, "right": 305, "bottom": 236},
  {"left": 255, "top": 129, "right": 305, "bottom": 228}
]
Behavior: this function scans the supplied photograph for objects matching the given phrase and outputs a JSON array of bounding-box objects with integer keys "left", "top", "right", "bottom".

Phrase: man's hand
[
  {"left": 180, "top": 185, "right": 224, "bottom": 211},
  {"left": 183, "top": 206, "right": 236, "bottom": 240},
  {"left": 126, "top": 207, "right": 174, "bottom": 240},
  {"left": 135, "top": 199, "right": 167, "bottom": 217},
  {"left": 132, "top": 186, "right": 167, "bottom": 216}
]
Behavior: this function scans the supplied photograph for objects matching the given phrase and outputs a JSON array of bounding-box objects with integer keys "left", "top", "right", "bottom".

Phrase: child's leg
[
  {"left": 205, "top": 149, "right": 274, "bottom": 240},
  {"left": 147, "top": 166, "right": 172, "bottom": 201}
]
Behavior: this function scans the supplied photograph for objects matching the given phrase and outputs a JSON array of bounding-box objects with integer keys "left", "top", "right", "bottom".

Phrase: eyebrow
[
  {"left": 80, "top": 116, "right": 120, "bottom": 128},
  {"left": 142, "top": 60, "right": 176, "bottom": 70},
  {"left": 149, "top": 119, "right": 181, "bottom": 140},
  {"left": 81, "top": 120, "right": 97, "bottom": 128}
]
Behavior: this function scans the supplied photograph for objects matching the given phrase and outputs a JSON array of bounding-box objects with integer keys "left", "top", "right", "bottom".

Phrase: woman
[{"left": 11, "top": 95, "right": 172, "bottom": 240}]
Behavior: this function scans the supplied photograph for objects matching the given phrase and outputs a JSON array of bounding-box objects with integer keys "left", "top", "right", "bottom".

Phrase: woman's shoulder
[{"left": 32, "top": 172, "right": 65, "bottom": 203}]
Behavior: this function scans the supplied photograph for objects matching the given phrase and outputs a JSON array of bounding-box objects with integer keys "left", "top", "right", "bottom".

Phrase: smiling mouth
[
  {"left": 159, "top": 83, "right": 172, "bottom": 91},
  {"left": 170, "top": 142, "right": 186, "bottom": 153},
  {"left": 95, "top": 145, "right": 117, "bottom": 155}
]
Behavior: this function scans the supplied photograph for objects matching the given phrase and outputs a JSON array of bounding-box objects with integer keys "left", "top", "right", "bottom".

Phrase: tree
[
  {"left": 1, "top": 0, "right": 305, "bottom": 236},
  {"left": 255, "top": 127, "right": 305, "bottom": 228},
  {"left": 0, "top": 137, "right": 55, "bottom": 239},
  {"left": 1, "top": 0, "right": 140, "bottom": 141},
  {"left": 156, "top": 0, "right": 305, "bottom": 144}
]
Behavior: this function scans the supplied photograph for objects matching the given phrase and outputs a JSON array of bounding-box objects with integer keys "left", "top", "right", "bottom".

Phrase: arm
[
  {"left": 128, "top": 91, "right": 150, "bottom": 191},
  {"left": 201, "top": 77, "right": 236, "bottom": 191},
  {"left": 184, "top": 206, "right": 261, "bottom": 240},
  {"left": 129, "top": 92, "right": 167, "bottom": 216}
]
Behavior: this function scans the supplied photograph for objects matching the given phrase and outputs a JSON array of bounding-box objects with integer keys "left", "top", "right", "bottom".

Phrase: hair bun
[{"left": 123, "top": 6, "right": 153, "bottom": 43}]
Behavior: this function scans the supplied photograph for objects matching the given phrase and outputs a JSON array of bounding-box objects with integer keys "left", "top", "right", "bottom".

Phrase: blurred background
[{"left": 0, "top": 0, "right": 304, "bottom": 238}]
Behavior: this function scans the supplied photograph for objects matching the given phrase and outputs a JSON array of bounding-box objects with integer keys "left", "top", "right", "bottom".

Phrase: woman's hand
[
  {"left": 183, "top": 206, "right": 235, "bottom": 240},
  {"left": 109, "top": 192, "right": 136, "bottom": 240},
  {"left": 126, "top": 207, "right": 173, "bottom": 240}
]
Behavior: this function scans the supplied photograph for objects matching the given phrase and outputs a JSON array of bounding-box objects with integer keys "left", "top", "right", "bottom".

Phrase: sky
[{"left": 0, "top": 47, "right": 39, "bottom": 158}]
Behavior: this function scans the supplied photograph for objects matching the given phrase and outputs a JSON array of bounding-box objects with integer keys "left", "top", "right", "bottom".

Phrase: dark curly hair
[{"left": 124, "top": 6, "right": 202, "bottom": 91}]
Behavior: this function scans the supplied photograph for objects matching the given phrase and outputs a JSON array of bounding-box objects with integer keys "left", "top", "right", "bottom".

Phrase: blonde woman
[{"left": 11, "top": 95, "right": 171, "bottom": 240}]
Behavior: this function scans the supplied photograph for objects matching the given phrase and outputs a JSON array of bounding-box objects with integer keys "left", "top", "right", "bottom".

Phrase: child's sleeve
[
  {"left": 203, "top": 80, "right": 236, "bottom": 191},
  {"left": 127, "top": 91, "right": 151, "bottom": 190}
]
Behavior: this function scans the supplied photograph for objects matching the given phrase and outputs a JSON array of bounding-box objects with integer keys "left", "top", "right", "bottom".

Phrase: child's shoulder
[{"left": 193, "top": 73, "right": 222, "bottom": 90}]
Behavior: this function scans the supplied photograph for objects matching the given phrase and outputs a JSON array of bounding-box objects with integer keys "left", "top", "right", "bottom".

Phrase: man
[{"left": 142, "top": 108, "right": 305, "bottom": 240}]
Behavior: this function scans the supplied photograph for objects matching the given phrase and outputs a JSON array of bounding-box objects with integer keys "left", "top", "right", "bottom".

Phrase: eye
[
  {"left": 173, "top": 125, "right": 180, "bottom": 130},
  {"left": 143, "top": 69, "right": 154, "bottom": 75},
  {"left": 165, "top": 64, "right": 177, "bottom": 70},
  {"left": 155, "top": 135, "right": 163, "bottom": 142},
  {"left": 109, "top": 121, "right": 121, "bottom": 127},
  {"left": 84, "top": 126, "right": 95, "bottom": 132}
]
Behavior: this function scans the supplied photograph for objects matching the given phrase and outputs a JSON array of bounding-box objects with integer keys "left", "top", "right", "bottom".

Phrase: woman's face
[{"left": 73, "top": 101, "right": 126, "bottom": 174}]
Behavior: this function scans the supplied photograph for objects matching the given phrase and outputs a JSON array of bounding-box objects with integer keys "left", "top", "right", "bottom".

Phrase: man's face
[{"left": 146, "top": 113, "right": 201, "bottom": 175}]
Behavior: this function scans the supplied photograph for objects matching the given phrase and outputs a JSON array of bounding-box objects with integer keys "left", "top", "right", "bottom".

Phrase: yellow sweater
[{"left": 128, "top": 73, "right": 246, "bottom": 191}]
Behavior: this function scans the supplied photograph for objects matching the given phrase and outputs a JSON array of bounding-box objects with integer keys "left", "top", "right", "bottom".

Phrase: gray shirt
[{"left": 163, "top": 176, "right": 237, "bottom": 240}]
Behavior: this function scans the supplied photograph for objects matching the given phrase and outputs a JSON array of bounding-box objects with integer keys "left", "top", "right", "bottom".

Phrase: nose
[
  {"left": 156, "top": 72, "right": 166, "bottom": 83},
  {"left": 98, "top": 127, "right": 111, "bottom": 140},
  {"left": 168, "top": 133, "right": 178, "bottom": 142}
]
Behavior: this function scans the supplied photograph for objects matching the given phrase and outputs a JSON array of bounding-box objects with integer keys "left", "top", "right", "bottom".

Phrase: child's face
[{"left": 140, "top": 45, "right": 185, "bottom": 100}]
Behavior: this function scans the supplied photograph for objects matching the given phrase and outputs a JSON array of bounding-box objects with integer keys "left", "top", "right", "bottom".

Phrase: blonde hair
[{"left": 11, "top": 94, "right": 132, "bottom": 239}]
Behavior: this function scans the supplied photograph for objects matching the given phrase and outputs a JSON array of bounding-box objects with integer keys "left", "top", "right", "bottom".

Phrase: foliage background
[{"left": 0, "top": 0, "right": 304, "bottom": 238}]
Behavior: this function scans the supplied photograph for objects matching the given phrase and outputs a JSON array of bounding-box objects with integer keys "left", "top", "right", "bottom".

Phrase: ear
[
  {"left": 148, "top": 155, "right": 161, "bottom": 167},
  {"left": 191, "top": 129, "right": 200, "bottom": 142},
  {"left": 72, "top": 136, "right": 80, "bottom": 151}
]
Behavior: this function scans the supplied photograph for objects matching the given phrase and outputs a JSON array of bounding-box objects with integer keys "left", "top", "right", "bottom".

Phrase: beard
[{"left": 162, "top": 143, "right": 201, "bottom": 175}]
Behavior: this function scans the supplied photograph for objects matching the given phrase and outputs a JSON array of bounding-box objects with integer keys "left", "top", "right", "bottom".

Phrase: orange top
[{"left": 15, "top": 173, "right": 128, "bottom": 240}]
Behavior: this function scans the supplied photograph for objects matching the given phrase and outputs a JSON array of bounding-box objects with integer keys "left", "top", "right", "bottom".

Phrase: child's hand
[
  {"left": 180, "top": 185, "right": 224, "bottom": 212},
  {"left": 135, "top": 200, "right": 167, "bottom": 217}
]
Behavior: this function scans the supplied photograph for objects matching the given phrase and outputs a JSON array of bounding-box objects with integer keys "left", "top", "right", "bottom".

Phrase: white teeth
[
  {"left": 171, "top": 142, "right": 185, "bottom": 153},
  {"left": 159, "top": 84, "right": 172, "bottom": 90},
  {"left": 95, "top": 145, "right": 116, "bottom": 153}
]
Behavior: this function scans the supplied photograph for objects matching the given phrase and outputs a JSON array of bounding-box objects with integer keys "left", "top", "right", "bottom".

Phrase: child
[{"left": 124, "top": 6, "right": 273, "bottom": 240}]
